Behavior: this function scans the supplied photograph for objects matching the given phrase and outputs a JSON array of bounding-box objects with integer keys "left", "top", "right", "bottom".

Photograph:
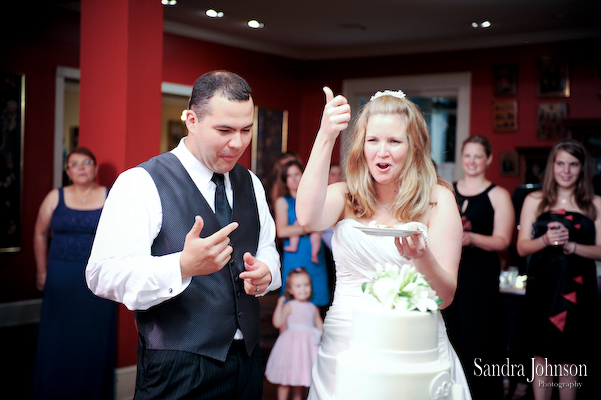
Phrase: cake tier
[
  {"left": 351, "top": 305, "right": 438, "bottom": 356},
  {"left": 335, "top": 353, "right": 456, "bottom": 400}
]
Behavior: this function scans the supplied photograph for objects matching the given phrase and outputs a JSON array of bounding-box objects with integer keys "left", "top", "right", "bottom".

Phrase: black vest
[{"left": 136, "top": 152, "right": 260, "bottom": 361}]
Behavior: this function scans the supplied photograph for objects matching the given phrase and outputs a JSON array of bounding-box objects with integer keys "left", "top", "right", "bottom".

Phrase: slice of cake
[{"left": 334, "top": 264, "right": 464, "bottom": 400}]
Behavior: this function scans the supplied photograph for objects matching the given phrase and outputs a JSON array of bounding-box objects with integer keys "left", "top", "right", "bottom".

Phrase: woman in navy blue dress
[{"left": 33, "top": 147, "right": 116, "bottom": 400}]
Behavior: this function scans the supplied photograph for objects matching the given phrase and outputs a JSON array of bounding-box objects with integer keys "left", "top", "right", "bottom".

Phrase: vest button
[
  {"left": 237, "top": 291, "right": 242, "bottom": 297},
  {"left": 237, "top": 311, "right": 243, "bottom": 317}
]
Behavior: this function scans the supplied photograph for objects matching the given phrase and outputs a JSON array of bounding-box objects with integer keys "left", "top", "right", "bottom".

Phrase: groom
[{"left": 86, "top": 71, "right": 281, "bottom": 399}]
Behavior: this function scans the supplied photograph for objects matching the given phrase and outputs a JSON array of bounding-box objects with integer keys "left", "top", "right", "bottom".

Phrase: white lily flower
[{"left": 362, "top": 263, "right": 441, "bottom": 312}]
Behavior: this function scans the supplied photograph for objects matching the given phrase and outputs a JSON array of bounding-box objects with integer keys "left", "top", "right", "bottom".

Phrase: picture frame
[
  {"left": 537, "top": 103, "right": 568, "bottom": 140},
  {"left": 492, "top": 100, "right": 518, "bottom": 132},
  {"left": 251, "top": 107, "right": 288, "bottom": 184},
  {"left": 0, "top": 72, "right": 25, "bottom": 252},
  {"left": 500, "top": 152, "right": 519, "bottom": 176},
  {"left": 537, "top": 56, "right": 570, "bottom": 98},
  {"left": 493, "top": 64, "right": 518, "bottom": 96},
  {"left": 167, "top": 119, "right": 186, "bottom": 151}
]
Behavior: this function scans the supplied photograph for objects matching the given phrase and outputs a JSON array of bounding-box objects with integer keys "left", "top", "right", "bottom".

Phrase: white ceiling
[{"left": 160, "top": 0, "right": 601, "bottom": 60}]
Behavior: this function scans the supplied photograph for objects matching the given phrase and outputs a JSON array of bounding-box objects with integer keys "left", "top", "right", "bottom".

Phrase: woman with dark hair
[
  {"left": 33, "top": 147, "right": 116, "bottom": 399},
  {"left": 517, "top": 140, "right": 601, "bottom": 400},
  {"left": 442, "top": 135, "right": 514, "bottom": 399},
  {"left": 275, "top": 159, "right": 329, "bottom": 308}
]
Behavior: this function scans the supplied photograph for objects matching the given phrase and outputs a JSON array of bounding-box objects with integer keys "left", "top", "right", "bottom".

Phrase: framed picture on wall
[
  {"left": 537, "top": 102, "right": 568, "bottom": 140},
  {"left": 167, "top": 120, "right": 186, "bottom": 151},
  {"left": 493, "top": 64, "right": 518, "bottom": 96},
  {"left": 251, "top": 107, "right": 289, "bottom": 185},
  {"left": 537, "top": 56, "right": 570, "bottom": 98},
  {"left": 0, "top": 71, "right": 25, "bottom": 252},
  {"left": 500, "top": 152, "right": 519, "bottom": 176},
  {"left": 492, "top": 100, "right": 518, "bottom": 132}
]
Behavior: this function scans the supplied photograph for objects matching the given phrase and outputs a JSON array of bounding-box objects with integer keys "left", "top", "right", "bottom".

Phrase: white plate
[{"left": 354, "top": 226, "right": 420, "bottom": 237}]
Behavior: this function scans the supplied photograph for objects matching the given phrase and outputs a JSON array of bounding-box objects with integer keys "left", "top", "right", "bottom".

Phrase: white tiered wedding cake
[{"left": 335, "top": 264, "right": 464, "bottom": 400}]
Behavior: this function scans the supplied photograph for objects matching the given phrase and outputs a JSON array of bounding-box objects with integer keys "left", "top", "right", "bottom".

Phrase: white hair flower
[{"left": 370, "top": 90, "right": 406, "bottom": 101}]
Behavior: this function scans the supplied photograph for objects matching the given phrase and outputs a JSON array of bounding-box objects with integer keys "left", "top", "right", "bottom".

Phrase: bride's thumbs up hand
[{"left": 319, "top": 86, "right": 351, "bottom": 140}]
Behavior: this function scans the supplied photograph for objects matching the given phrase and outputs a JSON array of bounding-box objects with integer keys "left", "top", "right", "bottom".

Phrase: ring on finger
[
  {"left": 256, "top": 285, "right": 260, "bottom": 292},
  {"left": 554, "top": 241, "right": 559, "bottom": 246}
]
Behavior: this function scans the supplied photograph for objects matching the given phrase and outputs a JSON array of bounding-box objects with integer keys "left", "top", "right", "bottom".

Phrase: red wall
[
  {"left": 0, "top": 7, "right": 81, "bottom": 302},
  {"left": 1, "top": 6, "right": 600, "bottom": 368}
]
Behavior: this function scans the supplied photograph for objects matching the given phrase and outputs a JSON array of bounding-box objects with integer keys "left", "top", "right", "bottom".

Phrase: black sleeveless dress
[
  {"left": 526, "top": 209, "right": 598, "bottom": 364},
  {"left": 442, "top": 183, "right": 505, "bottom": 399}
]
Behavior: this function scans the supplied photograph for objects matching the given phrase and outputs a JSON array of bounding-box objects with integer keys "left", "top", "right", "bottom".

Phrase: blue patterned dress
[{"left": 33, "top": 188, "right": 116, "bottom": 400}]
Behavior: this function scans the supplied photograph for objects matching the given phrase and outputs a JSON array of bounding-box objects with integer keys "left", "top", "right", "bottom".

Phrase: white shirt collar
[{"left": 171, "top": 137, "right": 230, "bottom": 189}]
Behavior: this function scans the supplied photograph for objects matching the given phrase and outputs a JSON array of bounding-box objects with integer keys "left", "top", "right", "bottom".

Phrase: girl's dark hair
[
  {"left": 462, "top": 135, "right": 492, "bottom": 157},
  {"left": 538, "top": 139, "right": 596, "bottom": 220},
  {"left": 284, "top": 267, "right": 312, "bottom": 300},
  {"left": 278, "top": 160, "right": 304, "bottom": 198},
  {"left": 66, "top": 147, "right": 97, "bottom": 167}
]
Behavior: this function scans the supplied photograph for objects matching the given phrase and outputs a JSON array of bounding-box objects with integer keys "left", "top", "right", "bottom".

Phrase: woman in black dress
[
  {"left": 442, "top": 135, "right": 514, "bottom": 399},
  {"left": 517, "top": 140, "right": 601, "bottom": 400}
]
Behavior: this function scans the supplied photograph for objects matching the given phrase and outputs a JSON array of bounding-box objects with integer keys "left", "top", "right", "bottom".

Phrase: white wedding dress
[{"left": 308, "top": 219, "right": 472, "bottom": 400}]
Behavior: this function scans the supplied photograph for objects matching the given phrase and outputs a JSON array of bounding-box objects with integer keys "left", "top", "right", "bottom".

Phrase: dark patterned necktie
[{"left": 211, "top": 173, "right": 232, "bottom": 227}]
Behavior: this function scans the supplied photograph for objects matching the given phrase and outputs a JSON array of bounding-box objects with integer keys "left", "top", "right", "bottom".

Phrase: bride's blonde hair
[{"left": 344, "top": 94, "right": 451, "bottom": 222}]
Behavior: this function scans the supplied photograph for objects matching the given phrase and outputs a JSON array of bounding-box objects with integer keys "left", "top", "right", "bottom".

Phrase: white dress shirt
[{"left": 86, "top": 138, "right": 281, "bottom": 311}]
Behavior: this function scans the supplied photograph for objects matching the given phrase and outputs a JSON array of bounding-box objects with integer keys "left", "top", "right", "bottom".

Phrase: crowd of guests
[{"left": 30, "top": 70, "right": 600, "bottom": 400}]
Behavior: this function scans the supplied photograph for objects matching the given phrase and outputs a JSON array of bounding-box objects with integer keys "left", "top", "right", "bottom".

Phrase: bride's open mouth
[{"left": 376, "top": 163, "right": 391, "bottom": 172}]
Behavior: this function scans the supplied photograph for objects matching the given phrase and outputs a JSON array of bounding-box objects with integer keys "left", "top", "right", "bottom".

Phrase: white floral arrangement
[{"left": 362, "top": 263, "right": 442, "bottom": 312}]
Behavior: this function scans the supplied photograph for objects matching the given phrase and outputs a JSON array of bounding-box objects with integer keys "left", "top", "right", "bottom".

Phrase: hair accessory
[
  {"left": 370, "top": 90, "right": 406, "bottom": 101},
  {"left": 295, "top": 267, "right": 303, "bottom": 272}
]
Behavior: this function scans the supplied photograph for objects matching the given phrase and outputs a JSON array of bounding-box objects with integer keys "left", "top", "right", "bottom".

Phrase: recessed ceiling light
[
  {"left": 471, "top": 22, "right": 478, "bottom": 28},
  {"left": 206, "top": 9, "right": 224, "bottom": 18},
  {"left": 248, "top": 20, "right": 264, "bottom": 29},
  {"left": 481, "top": 20, "right": 491, "bottom": 28},
  {"left": 161, "top": 0, "right": 177, "bottom": 5}
]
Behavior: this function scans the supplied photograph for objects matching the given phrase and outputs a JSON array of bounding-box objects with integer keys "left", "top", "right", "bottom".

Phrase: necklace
[
  {"left": 378, "top": 200, "right": 393, "bottom": 215},
  {"left": 76, "top": 186, "right": 94, "bottom": 205}
]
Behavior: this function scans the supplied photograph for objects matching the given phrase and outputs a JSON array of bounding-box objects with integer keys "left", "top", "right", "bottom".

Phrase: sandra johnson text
[{"left": 473, "top": 358, "right": 587, "bottom": 383}]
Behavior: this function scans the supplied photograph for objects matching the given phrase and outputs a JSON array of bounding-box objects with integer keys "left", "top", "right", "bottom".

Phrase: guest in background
[
  {"left": 270, "top": 151, "right": 302, "bottom": 211},
  {"left": 321, "top": 163, "right": 343, "bottom": 251},
  {"left": 32, "top": 147, "right": 116, "bottom": 400},
  {"left": 322, "top": 163, "right": 344, "bottom": 303},
  {"left": 517, "top": 140, "right": 601, "bottom": 400},
  {"left": 441, "top": 135, "right": 514, "bottom": 399},
  {"left": 265, "top": 267, "right": 323, "bottom": 400},
  {"left": 275, "top": 159, "right": 330, "bottom": 308}
]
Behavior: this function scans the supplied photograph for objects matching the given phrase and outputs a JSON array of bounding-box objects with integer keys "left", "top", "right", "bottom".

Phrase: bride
[{"left": 296, "top": 87, "right": 471, "bottom": 399}]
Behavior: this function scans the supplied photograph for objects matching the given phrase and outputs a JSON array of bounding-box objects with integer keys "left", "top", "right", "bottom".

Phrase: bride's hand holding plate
[{"left": 395, "top": 232, "right": 427, "bottom": 261}]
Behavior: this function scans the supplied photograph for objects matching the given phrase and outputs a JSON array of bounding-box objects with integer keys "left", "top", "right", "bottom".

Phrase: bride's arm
[
  {"left": 401, "top": 185, "right": 462, "bottom": 309},
  {"left": 297, "top": 87, "right": 351, "bottom": 231}
]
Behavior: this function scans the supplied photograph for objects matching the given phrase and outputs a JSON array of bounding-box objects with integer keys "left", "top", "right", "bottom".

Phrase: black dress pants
[{"left": 133, "top": 341, "right": 263, "bottom": 400}]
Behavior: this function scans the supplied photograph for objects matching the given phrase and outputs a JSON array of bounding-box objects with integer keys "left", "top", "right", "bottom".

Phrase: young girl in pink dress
[{"left": 265, "top": 267, "right": 324, "bottom": 400}]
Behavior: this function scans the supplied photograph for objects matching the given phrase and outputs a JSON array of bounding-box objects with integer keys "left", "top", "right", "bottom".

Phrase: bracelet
[
  {"left": 37, "top": 274, "right": 47, "bottom": 279},
  {"left": 541, "top": 235, "right": 549, "bottom": 247},
  {"left": 563, "top": 242, "right": 577, "bottom": 255}
]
